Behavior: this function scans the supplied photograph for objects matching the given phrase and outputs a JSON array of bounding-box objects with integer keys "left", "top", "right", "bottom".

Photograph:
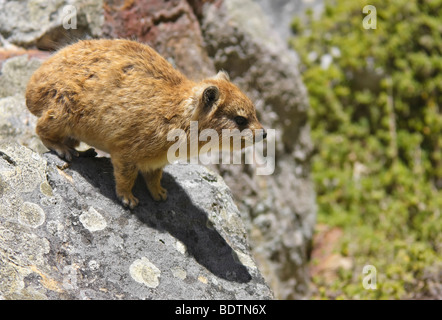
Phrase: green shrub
[{"left": 291, "top": 0, "right": 441, "bottom": 299}]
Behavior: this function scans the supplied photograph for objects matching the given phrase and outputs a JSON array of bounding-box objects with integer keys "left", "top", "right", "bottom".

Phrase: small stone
[
  {"left": 40, "top": 181, "right": 53, "bottom": 197},
  {"left": 198, "top": 275, "right": 208, "bottom": 284},
  {"left": 79, "top": 207, "right": 107, "bottom": 232},
  {"left": 171, "top": 267, "right": 187, "bottom": 280},
  {"left": 175, "top": 240, "right": 187, "bottom": 255},
  {"left": 129, "top": 257, "right": 161, "bottom": 288},
  {"left": 18, "top": 201, "right": 45, "bottom": 228}
]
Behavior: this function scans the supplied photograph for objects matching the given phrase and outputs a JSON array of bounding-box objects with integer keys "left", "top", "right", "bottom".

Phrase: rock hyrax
[{"left": 26, "top": 39, "right": 266, "bottom": 208}]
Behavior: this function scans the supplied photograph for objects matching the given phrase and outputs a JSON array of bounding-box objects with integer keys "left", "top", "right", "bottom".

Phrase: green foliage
[{"left": 291, "top": 0, "right": 442, "bottom": 299}]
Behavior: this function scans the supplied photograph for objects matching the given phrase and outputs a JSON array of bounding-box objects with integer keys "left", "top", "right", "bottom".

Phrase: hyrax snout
[{"left": 26, "top": 39, "right": 265, "bottom": 208}]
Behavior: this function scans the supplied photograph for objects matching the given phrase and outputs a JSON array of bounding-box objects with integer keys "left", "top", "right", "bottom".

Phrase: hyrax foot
[
  {"left": 112, "top": 157, "right": 139, "bottom": 209},
  {"left": 50, "top": 145, "right": 79, "bottom": 162},
  {"left": 149, "top": 186, "right": 168, "bottom": 201},
  {"left": 117, "top": 191, "right": 139, "bottom": 209}
]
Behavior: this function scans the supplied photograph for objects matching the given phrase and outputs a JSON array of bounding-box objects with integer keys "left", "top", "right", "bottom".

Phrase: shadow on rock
[{"left": 65, "top": 154, "right": 252, "bottom": 283}]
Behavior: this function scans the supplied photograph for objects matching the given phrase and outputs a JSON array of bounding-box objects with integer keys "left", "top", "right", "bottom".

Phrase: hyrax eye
[{"left": 234, "top": 116, "right": 247, "bottom": 126}]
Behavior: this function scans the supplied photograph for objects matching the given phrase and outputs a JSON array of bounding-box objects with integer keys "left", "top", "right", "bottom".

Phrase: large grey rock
[
  {"left": 101, "top": 0, "right": 215, "bottom": 82},
  {"left": 0, "top": 141, "right": 272, "bottom": 299},
  {"left": 0, "top": 0, "right": 318, "bottom": 299},
  {"left": 0, "top": 54, "right": 42, "bottom": 98},
  {"left": 0, "top": 54, "right": 272, "bottom": 299},
  {"left": 0, "top": 55, "right": 48, "bottom": 153},
  {"left": 0, "top": 0, "right": 103, "bottom": 49},
  {"left": 252, "top": 0, "right": 324, "bottom": 41},
  {"left": 201, "top": 0, "right": 316, "bottom": 299},
  {"left": 0, "top": 94, "right": 47, "bottom": 154}
]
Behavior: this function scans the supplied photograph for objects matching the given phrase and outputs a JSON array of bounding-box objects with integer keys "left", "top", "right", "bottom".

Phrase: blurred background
[
  {"left": 0, "top": 0, "right": 440, "bottom": 299},
  {"left": 288, "top": 0, "right": 442, "bottom": 299}
]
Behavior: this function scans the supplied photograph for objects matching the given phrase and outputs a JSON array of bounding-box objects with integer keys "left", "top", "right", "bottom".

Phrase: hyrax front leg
[
  {"left": 142, "top": 168, "right": 167, "bottom": 201},
  {"left": 112, "top": 157, "right": 139, "bottom": 209}
]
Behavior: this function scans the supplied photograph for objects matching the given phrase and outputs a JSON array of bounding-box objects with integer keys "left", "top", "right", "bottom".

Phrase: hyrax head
[{"left": 192, "top": 71, "right": 266, "bottom": 151}]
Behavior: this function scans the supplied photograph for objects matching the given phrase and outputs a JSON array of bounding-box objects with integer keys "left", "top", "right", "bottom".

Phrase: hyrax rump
[{"left": 26, "top": 39, "right": 266, "bottom": 209}]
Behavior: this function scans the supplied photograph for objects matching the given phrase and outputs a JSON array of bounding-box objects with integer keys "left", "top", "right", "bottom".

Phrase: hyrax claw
[
  {"left": 118, "top": 192, "right": 139, "bottom": 210},
  {"left": 53, "top": 146, "right": 79, "bottom": 162},
  {"left": 150, "top": 186, "right": 168, "bottom": 201}
]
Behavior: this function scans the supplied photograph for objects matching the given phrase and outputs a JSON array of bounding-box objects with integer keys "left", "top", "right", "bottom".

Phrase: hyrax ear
[
  {"left": 213, "top": 70, "right": 230, "bottom": 81},
  {"left": 202, "top": 85, "right": 219, "bottom": 110}
]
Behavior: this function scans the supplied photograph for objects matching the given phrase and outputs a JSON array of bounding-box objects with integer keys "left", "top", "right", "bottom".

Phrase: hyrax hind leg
[
  {"left": 36, "top": 110, "right": 79, "bottom": 161},
  {"left": 111, "top": 156, "right": 139, "bottom": 209},
  {"left": 142, "top": 168, "right": 167, "bottom": 201}
]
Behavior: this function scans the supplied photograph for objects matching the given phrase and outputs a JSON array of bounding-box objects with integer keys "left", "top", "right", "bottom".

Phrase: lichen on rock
[{"left": 0, "top": 140, "right": 272, "bottom": 299}]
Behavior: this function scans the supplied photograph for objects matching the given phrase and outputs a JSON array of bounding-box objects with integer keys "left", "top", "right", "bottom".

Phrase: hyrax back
[{"left": 26, "top": 39, "right": 265, "bottom": 208}]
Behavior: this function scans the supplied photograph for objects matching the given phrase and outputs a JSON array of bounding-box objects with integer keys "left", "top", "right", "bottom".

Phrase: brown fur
[{"left": 26, "top": 39, "right": 264, "bottom": 208}]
